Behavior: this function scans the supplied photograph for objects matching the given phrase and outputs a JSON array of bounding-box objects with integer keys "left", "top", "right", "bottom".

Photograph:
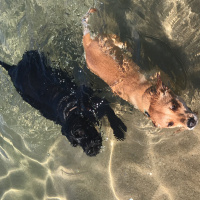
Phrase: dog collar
[{"left": 144, "top": 110, "right": 150, "bottom": 117}]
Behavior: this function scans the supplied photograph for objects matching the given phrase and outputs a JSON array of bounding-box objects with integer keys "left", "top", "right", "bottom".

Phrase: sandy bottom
[
  {"left": 0, "top": 91, "right": 200, "bottom": 200},
  {"left": 0, "top": 0, "right": 200, "bottom": 199}
]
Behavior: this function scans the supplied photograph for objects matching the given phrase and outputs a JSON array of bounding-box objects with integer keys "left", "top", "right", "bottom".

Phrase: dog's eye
[
  {"left": 168, "top": 122, "right": 174, "bottom": 127},
  {"left": 171, "top": 104, "right": 177, "bottom": 110},
  {"left": 171, "top": 99, "right": 180, "bottom": 111}
]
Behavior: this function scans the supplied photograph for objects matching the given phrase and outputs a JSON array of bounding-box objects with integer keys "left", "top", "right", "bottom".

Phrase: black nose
[{"left": 187, "top": 117, "right": 197, "bottom": 129}]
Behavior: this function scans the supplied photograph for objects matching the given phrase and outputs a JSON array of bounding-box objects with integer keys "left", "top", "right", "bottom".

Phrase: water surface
[{"left": 0, "top": 0, "right": 200, "bottom": 200}]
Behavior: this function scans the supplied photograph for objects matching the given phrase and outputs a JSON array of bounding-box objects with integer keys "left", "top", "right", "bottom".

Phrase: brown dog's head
[{"left": 145, "top": 75, "right": 198, "bottom": 130}]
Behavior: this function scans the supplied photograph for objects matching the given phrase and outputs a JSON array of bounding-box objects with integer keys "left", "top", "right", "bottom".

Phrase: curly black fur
[{"left": 0, "top": 50, "right": 126, "bottom": 156}]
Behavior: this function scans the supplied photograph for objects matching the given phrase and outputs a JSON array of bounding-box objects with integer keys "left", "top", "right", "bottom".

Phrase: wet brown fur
[{"left": 82, "top": 8, "right": 197, "bottom": 129}]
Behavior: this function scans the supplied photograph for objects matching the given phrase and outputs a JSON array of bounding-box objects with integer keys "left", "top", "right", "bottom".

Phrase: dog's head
[
  {"left": 62, "top": 115, "right": 102, "bottom": 156},
  {"left": 145, "top": 75, "right": 198, "bottom": 129}
]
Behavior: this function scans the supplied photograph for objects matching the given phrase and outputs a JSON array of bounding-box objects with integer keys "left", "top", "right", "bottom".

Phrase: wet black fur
[{"left": 0, "top": 50, "right": 126, "bottom": 156}]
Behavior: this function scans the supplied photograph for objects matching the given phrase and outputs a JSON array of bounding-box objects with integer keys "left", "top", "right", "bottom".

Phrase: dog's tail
[
  {"left": 0, "top": 61, "right": 13, "bottom": 71},
  {"left": 82, "top": 8, "right": 97, "bottom": 36}
]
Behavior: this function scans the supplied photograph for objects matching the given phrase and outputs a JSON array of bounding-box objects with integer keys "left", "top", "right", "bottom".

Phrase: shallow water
[{"left": 0, "top": 0, "right": 200, "bottom": 200}]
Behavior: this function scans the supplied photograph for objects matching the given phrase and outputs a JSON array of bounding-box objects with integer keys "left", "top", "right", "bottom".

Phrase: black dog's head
[
  {"left": 62, "top": 114, "right": 102, "bottom": 156},
  {"left": 61, "top": 85, "right": 126, "bottom": 156}
]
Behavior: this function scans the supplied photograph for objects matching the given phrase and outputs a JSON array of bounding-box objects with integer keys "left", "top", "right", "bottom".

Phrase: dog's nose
[{"left": 187, "top": 117, "right": 197, "bottom": 129}]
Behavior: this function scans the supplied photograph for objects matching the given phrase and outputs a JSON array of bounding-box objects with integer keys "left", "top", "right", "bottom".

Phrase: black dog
[{"left": 0, "top": 51, "right": 126, "bottom": 156}]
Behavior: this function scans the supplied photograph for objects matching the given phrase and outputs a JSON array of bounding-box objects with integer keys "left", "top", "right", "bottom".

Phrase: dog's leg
[{"left": 0, "top": 61, "right": 14, "bottom": 72}]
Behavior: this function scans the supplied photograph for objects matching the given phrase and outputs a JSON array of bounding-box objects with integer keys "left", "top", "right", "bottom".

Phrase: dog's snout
[{"left": 187, "top": 117, "right": 197, "bottom": 129}]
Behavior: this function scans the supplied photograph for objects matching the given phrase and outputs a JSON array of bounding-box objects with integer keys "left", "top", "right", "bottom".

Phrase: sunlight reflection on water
[{"left": 0, "top": 0, "right": 200, "bottom": 200}]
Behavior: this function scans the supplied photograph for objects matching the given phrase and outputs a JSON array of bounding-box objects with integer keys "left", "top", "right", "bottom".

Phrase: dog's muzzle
[{"left": 187, "top": 115, "right": 198, "bottom": 129}]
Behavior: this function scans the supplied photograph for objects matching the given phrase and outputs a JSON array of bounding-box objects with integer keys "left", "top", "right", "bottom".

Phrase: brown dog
[{"left": 82, "top": 8, "right": 198, "bottom": 130}]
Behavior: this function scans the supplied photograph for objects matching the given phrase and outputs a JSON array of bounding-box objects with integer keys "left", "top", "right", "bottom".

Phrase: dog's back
[
  {"left": 1, "top": 51, "right": 77, "bottom": 121},
  {"left": 82, "top": 8, "right": 198, "bottom": 130},
  {"left": 0, "top": 50, "right": 126, "bottom": 156}
]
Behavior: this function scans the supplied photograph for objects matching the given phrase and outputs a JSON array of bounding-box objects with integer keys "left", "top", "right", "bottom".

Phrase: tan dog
[{"left": 82, "top": 8, "right": 198, "bottom": 130}]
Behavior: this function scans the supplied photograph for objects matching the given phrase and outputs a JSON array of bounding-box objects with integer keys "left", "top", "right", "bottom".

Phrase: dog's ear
[
  {"left": 156, "top": 72, "right": 162, "bottom": 92},
  {"left": 156, "top": 72, "right": 169, "bottom": 95}
]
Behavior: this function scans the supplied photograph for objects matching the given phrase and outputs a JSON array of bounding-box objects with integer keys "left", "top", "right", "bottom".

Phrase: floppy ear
[
  {"left": 156, "top": 72, "right": 168, "bottom": 94},
  {"left": 156, "top": 72, "right": 162, "bottom": 91}
]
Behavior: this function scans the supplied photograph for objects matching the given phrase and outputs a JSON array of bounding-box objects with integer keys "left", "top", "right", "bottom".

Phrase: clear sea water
[{"left": 0, "top": 0, "right": 200, "bottom": 200}]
